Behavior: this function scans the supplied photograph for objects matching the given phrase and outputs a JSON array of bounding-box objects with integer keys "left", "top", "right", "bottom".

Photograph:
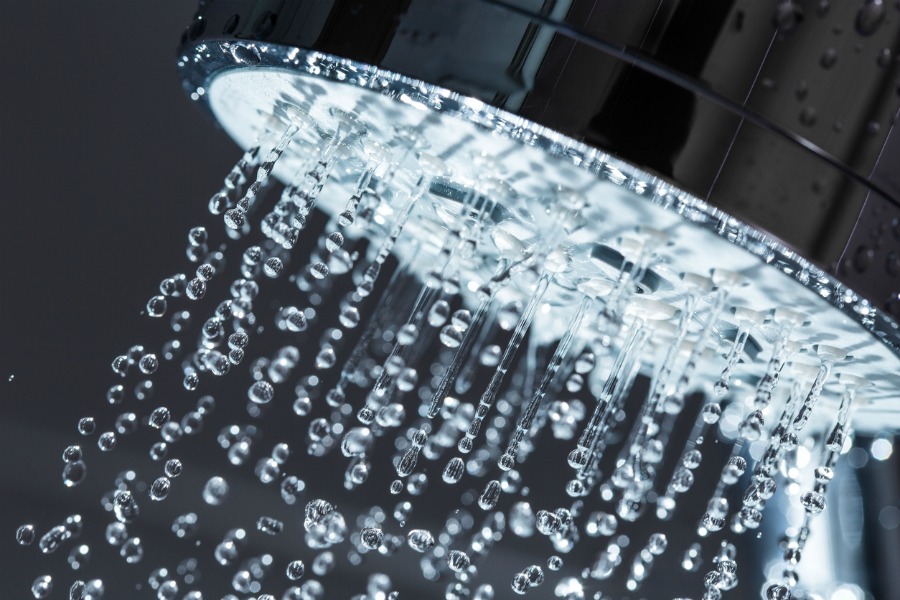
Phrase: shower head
[
  {"left": 166, "top": 2, "right": 900, "bottom": 597},
  {"left": 176, "top": 0, "right": 900, "bottom": 427}
]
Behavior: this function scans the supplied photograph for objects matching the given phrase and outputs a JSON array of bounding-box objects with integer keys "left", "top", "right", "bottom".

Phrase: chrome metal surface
[{"left": 178, "top": 0, "right": 900, "bottom": 311}]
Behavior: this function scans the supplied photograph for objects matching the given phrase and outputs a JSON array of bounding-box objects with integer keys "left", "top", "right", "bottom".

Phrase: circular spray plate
[{"left": 192, "top": 46, "right": 900, "bottom": 433}]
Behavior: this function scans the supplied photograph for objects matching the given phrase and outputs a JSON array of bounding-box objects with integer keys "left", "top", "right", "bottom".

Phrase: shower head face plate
[{"left": 184, "top": 43, "right": 899, "bottom": 433}]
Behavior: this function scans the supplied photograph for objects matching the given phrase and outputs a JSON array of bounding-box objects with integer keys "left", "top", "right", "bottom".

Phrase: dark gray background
[{"left": 0, "top": 0, "right": 235, "bottom": 594}]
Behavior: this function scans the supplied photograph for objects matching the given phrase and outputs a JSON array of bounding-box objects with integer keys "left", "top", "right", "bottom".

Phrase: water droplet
[
  {"left": 77, "top": 417, "right": 95, "bottom": 436},
  {"left": 62, "top": 445, "right": 83, "bottom": 463},
  {"left": 185, "top": 277, "right": 207, "bottom": 300},
  {"left": 325, "top": 232, "right": 344, "bottom": 252},
  {"left": 188, "top": 226, "right": 207, "bottom": 246},
  {"left": 106, "top": 385, "right": 125, "bottom": 405},
  {"left": 213, "top": 538, "right": 239, "bottom": 566},
  {"left": 853, "top": 245, "right": 873, "bottom": 271},
  {"left": 428, "top": 300, "right": 450, "bottom": 327},
  {"left": 478, "top": 479, "right": 501, "bottom": 510},
  {"left": 38, "top": 525, "right": 70, "bottom": 554},
  {"left": 203, "top": 476, "right": 229, "bottom": 505},
  {"left": 119, "top": 537, "right": 144, "bottom": 563},
  {"left": 671, "top": 468, "right": 695, "bottom": 493},
  {"left": 479, "top": 344, "right": 501, "bottom": 367},
  {"left": 304, "top": 499, "right": 335, "bottom": 530},
  {"left": 63, "top": 461, "right": 87, "bottom": 487},
  {"left": 396, "top": 368, "right": 417, "bottom": 392},
  {"left": 31, "top": 575, "right": 53, "bottom": 598},
  {"left": 701, "top": 403, "right": 722, "bottom": 424},
  {"left": 264, "top": 257, "right": 283, "bottom": 278},
  {"left": 442, "top": 457, "right": 465, "bottom": 484},
  {"left": 766, "top": 583, "right": 792, "bottom": 599},
  {"left": 149, "top": 407, "right": 170, "bottom": 429},
  {"left": 799, "top": 106, "right": 818, "bottom": 126},
  {"left": 510, "top": 572, "right": 530, "bottom": 594},
  {"left": 149, "top": 477, "right": 170, "bottom": 501},
  {"left": 397, "top": 323, "right": 418, "bottom": 346},
  {"left": 566, "top": 373, "right": 584, "bottom": 394},
  {"left": 146, "top": 296, "right": 167, "bottom": 317},
  {"left": 536, "top": 510, "right": 561, "bottom": 535},
  {"left": 339, "top": 305, "right": 360, "bottom": 328},
  {"left": 97, "top": 432, "right": 116, "bottom": 452},
  {"left": 313, "top": 551, "right": 335, "bottom": 576},
  {"left": 524, "top": 565, "right": 544, "bottom": 587},
  {"left": 183, "top": 370, "right": 200, "bottom": 390},
  {"left": 68, "top": 544, "right": 91, "bottom": 570},
  {"left": 856, "top": 0, "right": 885, "bottom": 35},
  {"left": 113, "top": 490, "right": 139, "bottom": 524},
  {"left": 445, "top": 549, "right": 470, "bottom": 572},
  {"left": 406, "top": 529, "right": 435, "bottom": 552},
  {"left": 196, "top": 263, "right": 215, "bottom": 281},
  {"left": 451, "top": 309, "right": 472, "bottom": 331},
  {"left": 105, "top": 522, "right": 127, "bottom": 546},
  {"left": 316, "top": 345, "right": 337, "bottom": 369},
  {"left": 773, "top": 1, "right": 804, "bottom": 33},
  {"left": 722, "top": 456, "right": 747, "bottom": 484},
  {"left": 800, "top": 491, "right": 826, "bottom": 514},
  {"left": 739, "top": 411, "right": 765, "bottom": 441},
  {"left": 256, "top": 457, "right": 281, "bottom": 484},
  {"left": 287, "top": 559, "right": 306, "bottom": 580},
  {"left": 257, "top": 515, "right": 284, "bottom": 535},
  {"left": 341, "top": 428, "right": 373, "bottom": 457},
  {"left": 647, "top": 533, "right": 667, "bottom": 554},
  {"left": 249, "top": 380, "right": 274, "bottom": 404},
  {"left": 16, "top": 524, "right": 35, "bottom": 546},
  {"left": 360, "top": 527, "right": 384, "bottom": 549}
]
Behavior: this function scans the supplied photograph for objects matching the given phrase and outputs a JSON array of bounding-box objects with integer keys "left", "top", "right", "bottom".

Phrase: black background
[{"left": 0, "top": 0, "right": 235, "bottom": 595}]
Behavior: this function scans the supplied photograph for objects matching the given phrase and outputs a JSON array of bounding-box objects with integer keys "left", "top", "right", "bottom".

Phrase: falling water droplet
[
  {"left": 264, "top": 257, "right": 284, "bottom": 278},
  {"left": 406, "top": 529, "right": 435, "bottom": 552},
  {"left": 97, "top": 432, "right": 116, "bottom": 452},
  {"left": 442, "top": 457, "right": 465, "bottom": 484},
  {"left": 800, "top": 491, "right": 826, "bottom": 514},
  {"left": 31, "top": 575, "right": 53, "bottom": 599},
  {"left": 287, "top": 559, "right": 306, "bottom": 580},
  {"left": 478, "top": 479, "right": 502, "bottom": 510},
  {"left": 77, "top": 417, "right": 95, "bottom": 436},
  {"left": 360, "top": 527, "right": 384, "bottom": 549},
  {"left": 203, "top": 476, "right": 229, "bottom": 506},
  {"left": 62, "top": 461, "right": 87, "bottom": 488},
  {"left": 16, "top": 524, "right": 36, "bottom": 546},
  {"left": 146, "top": 296, "right": 167, "bottom": 317}
]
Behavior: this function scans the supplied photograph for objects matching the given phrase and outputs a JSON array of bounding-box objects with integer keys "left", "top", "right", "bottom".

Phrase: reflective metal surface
[{"left": 179, "top": 0, "right": 900, "bottom": 310}]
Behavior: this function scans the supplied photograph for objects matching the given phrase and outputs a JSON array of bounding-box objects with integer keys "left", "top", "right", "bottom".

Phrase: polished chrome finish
[{"left": 178, "top": 0, "right": 900, "bottom": 311}]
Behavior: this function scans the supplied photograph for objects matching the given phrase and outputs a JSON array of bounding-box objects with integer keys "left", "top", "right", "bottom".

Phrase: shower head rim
[{"left": 176, "top": 40, "right": 900, "bottom": 367}]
